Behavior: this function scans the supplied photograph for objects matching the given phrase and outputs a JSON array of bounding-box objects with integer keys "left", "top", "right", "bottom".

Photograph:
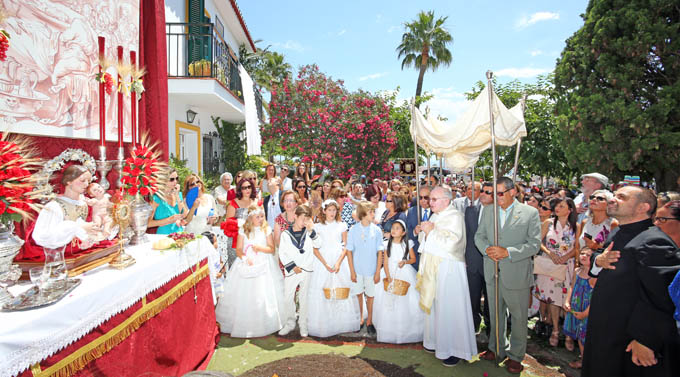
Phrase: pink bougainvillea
[{"left": 262, "top": 65, "right": 397, "bottom": 179}]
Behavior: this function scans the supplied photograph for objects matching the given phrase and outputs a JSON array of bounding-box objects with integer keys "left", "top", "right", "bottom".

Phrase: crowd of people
[{"left": 145, "top": 164, "right": 680, "bottom": 375}]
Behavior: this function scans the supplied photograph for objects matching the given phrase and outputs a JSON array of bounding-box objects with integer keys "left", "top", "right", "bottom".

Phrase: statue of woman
[{"left": 32, "top": 165, "right": 100, "bottom": 249}]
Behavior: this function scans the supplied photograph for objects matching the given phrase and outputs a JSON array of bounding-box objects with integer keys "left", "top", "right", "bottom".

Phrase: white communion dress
[
  {"left": 306, "top": 221, "right": 360, "bottom": 337},
  {"left": 215, "top": 227, "right": 285, "bottom": 338},
  {"left": 184, "top": 194, "right": 217, "bottom": 236},
  {"left": 373, "top": 239, "right": 424, "bottom": 344}
]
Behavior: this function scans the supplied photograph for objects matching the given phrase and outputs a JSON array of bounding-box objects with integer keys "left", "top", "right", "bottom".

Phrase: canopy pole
[
  {"left": 427, "top": 154, "right": 431, "bottom": 185},
  {"left": 511, "top": 96, "right": 527, "bottom": 182},
  {"left": 439, "top": 155, "right": 443, "bottom": 179},
  {"left": 486, "top": 70, "right": 501, "bottom": 366},
  {"left": 471, "top": 165, "right": 475, "bottom": 203},
  {"left": 512, "top": 139, "right": 521, "bottom": 182},
  {"left": 411, "top": 102, "right": 421, "bottom": 226}
]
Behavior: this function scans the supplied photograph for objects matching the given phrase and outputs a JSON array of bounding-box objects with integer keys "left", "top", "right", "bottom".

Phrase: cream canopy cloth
[{"left": 410, "top": 87, "right": 526, "bottom": 171}]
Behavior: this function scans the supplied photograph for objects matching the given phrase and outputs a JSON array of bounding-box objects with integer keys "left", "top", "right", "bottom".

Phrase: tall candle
[
  {"left": 98, "top": 37, "right": 106, "bottom": 146},
  {"left": 117, "top": 46, "right": 124, "bottom": 148},
  {"left": 130, "top": 51, "right": 137, "bottom": 148}
]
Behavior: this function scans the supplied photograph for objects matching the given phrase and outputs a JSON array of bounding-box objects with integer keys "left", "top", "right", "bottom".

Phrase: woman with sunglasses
[
  {"left": 183, "top": 174, "right": 218, "bottom": 236},
  {"left": 222, "top": 178, "right": 260, "bottom": 267},
  {"left": 380, "top": 192, "right": 407, "bottom": 239},
  {"left": 293, "top": 178, "right": 309, "bottom": 205},
  {"left": 149, "top": 168, "right": 189, "bottom": 234},
  {"left": 578, "top": 190, "right": 618, "bottom": 251}
]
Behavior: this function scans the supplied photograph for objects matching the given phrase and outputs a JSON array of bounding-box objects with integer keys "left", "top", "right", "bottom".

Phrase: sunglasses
[
  {"left": 655, "top": 217, "right": 680, "bottom": 224},
  {"left": 540, "top": 205, "right": 551, "bottom": 211},
  {"left": 482, "top": 190, "right": 493, "bottom": 195},
  {"left": 297, "top": 185, "right": 307, "bottom": 189},
  {"left": 241, "top": 185, "right": 252, "bottom": 190},
  {"left": 496, "top": 189, "right": 511, "bottom": 196},
  {"left": 589, "top": 195, "right": 607, "bottom": 202},
  {"left": 169, "top": 177, "right": 178, "bottom": 182},
  {"left": 419, "top": 196, "right": 430, "bottom": 200},
  {"left": 188, "top": 181, "right": 199, "bottom": 186},
  {"left": 386, "top": 200, "right": 393, "bottom": 203}
]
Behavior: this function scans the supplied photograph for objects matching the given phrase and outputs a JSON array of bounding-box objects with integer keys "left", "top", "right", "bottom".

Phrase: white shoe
[{"left": 278, "top": 325, "right": 294, "bottom": 336}]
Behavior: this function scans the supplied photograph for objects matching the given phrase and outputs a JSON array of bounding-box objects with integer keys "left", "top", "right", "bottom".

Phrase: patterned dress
[
  {"left": 535, "top": 221, "right": 576, "bottom": 305},
  {"left": 563, "top": 274, "right": 594, "bottom": 343}
]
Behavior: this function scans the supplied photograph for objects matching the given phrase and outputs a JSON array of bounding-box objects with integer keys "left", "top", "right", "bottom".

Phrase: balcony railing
[{"left": 166, "top": 22, "right": 243, "bottom": 101}]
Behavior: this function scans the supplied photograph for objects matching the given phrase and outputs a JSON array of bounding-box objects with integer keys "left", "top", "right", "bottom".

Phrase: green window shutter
[{"left": 188, "top": 0, "right": 205, "bottom": 64}]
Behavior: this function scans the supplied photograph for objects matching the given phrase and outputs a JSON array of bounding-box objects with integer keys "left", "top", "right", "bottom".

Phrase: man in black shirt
[{"left": 583, "top": 186, "right": 680, "bottom": 377}]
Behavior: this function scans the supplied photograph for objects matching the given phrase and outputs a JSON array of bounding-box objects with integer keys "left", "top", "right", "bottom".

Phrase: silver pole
[
  {"left": 427, "top": 154, "right": 431, "bottom": 185},
  {"left": 412, "top": 103, "right": 421, "bottom": 225},
  {"left": 511, "top": 96, "right": 527, "bottom": 182},
  {"left": 471, "top": 165, "right": 475, "bottom": 203},
  {"left": 439, "top": 155, "right": 443, "bottom": 178},
  {"left": 512, "top": 138, "right": 522, "bottom": 182},
  {"left": 486, "top": 70, "right": 500, "bottom": 365}
]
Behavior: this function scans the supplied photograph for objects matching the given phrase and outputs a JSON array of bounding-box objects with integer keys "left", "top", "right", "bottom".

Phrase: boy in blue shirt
[{"left": 346, "top": 201, "right": 384, "bottom": 336}]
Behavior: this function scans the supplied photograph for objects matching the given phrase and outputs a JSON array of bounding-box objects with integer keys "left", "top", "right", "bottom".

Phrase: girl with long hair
[
  {"left": 373, "top": 219, "right": 424, "bottom": 343},
  {"left": 216, "top": 205, "right": 285, "bottom": 337},
  {"left": 307, "top": 200, "right": 360, "bottom": 337}
]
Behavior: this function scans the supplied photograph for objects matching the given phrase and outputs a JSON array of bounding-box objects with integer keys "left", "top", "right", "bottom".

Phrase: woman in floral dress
[{"left": 534, "top": 197, "right": 580, "bottom": 348}]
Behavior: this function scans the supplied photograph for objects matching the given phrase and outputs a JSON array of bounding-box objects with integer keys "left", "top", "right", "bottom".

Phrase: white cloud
[
  {"left": 387, "top": 25, "right": 399, "bottom": 33},
  {"left": 271, "top": 40, "right": 304, "bottom": 52},
  {"left": 530, "top": 49, "right": 543, "bottom": 57},
  {"left": 337, "top": 29, "right": 346, "bottom": 36},
  {"left": 422, "top": 87, "right": 471, "bottom": 123},
  {"left": 495, "top": 67, "right": 552, "bottom": 78},
  {"left": 516, "top": 12, "right": 560, "bottom": 29},
  {"left": 359, "top": 72, "right": 388, "bottom": 81}
]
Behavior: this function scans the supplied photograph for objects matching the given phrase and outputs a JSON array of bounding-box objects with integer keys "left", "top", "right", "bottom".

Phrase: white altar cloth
[{"left": 0, "top": 235, "right": 220, "bottom": 377}]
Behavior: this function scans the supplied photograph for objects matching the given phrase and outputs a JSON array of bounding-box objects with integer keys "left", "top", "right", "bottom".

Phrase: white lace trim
[{"left": 1, "top": 236, "right": 215, "bottom": 377}]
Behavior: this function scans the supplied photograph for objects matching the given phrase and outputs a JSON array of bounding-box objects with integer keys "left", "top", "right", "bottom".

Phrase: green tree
[
  {"left": 212, "top": 117, "right": 262, "bottom": 175},
  {"left": 396, "top": 10, "right": 453, "bottom": 101},
  {"left": 465, "top": 76, "right": 574, "bottom": 183},
  {"left": 553, "top": 0, "right": 680, "bottom": 190},
  {"left": 381, "top": 88, "right": 432, "bottom": 163}
]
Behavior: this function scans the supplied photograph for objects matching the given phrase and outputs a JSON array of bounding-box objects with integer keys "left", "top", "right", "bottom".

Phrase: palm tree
[{"left": 396, "top": 10, "right": 453, "bottom": 101}]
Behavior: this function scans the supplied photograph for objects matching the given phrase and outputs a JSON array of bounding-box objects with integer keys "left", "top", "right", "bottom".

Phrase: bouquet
[
  {"left": 96, "top": 56, "right": 116, "bottom": 95},
  {"left": 121, "top": 134, "right": 165, "bottom": 197},
  {"left": 0, "top": 133, "right": 44, "bottom": 225},
  {"left": 0, "top": 7, "right": 9, "bottom": 62}
]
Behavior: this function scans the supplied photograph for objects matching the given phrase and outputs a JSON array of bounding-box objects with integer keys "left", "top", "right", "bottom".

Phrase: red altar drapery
[
  {"left": 138, "top": 0, "right": 169, "bottom": 159},
  {"left": 19, "top": 259, "right": 218, "bottom": 377}
]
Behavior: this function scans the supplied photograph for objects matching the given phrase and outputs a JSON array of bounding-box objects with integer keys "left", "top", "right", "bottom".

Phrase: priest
[
  {"left": 583, "top": 186, "right": 680, "bottom": 377},
  {"left": 416, "top": 186, "right": 477, "bottom": 367}
]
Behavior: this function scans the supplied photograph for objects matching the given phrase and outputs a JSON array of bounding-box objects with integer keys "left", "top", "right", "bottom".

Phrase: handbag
[{"left": 533, "top": 254, "right": 567, "bottom": 281}]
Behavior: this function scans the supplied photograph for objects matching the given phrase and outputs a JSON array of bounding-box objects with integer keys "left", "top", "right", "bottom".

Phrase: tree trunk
[{"left": 415, "top": 46, "right": 429, "bottom": 107}]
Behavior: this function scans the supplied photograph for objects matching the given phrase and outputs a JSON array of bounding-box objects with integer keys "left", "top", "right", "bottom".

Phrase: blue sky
[{"left": 238, "top": 0, "right": 589, "bottom": 122}]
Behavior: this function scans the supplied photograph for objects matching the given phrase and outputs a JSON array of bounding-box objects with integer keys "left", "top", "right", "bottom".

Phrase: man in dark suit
[
  {"left": 406, "top": 185, "right": 431, "bottom": 271},
  {"left": 461, "top": 182, "right": 490, "bottom": 338},
  {"left": 583, "top": 186, "right": 680, "bottom": 377}
]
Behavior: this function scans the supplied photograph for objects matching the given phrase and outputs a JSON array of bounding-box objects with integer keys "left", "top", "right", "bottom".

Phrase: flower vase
[
  {"left": 0, "top": 222, "right": 24, "bottom": 305},
  {"left": 129, "top": 195, "right": 153, "bottom": 245}
]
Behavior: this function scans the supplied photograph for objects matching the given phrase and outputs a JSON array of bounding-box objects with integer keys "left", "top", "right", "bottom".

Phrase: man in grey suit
[{"left": 474, "top": 177, "right": 541, "bottom": 374}]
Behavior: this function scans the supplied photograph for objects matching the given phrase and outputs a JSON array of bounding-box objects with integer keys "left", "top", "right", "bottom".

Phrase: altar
[{"left": 0, "top": 235, "right": 221, "bottom": 377}]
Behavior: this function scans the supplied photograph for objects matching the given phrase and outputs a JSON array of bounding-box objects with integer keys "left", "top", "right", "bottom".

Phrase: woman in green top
[{"left": 148, "top": 168, "right": 189, "bottom": 234}]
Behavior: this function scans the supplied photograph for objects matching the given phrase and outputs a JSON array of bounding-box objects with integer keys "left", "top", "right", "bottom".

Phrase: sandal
[{"left": 549, "top": 331, "right": 559, "bottom": 347}]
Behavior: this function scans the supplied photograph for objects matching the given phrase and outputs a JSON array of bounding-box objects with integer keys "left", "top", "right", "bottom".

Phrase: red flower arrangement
[
  {"left": 0, "top": 30, "right": 9, "bottom": 62},
  {"left": 121, "top": 134, "right": 165, "bottom": 197},
  {"left": 0, "top": 133, "right": 43, "bottom": 225},
  {"left": 95, "top": 72, "right": 115, "bottom": 95}
]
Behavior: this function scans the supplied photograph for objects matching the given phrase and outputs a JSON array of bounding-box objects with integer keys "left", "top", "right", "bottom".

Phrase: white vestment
[{"left": 417, "top": 204, "right": 478, "bottom": 360}]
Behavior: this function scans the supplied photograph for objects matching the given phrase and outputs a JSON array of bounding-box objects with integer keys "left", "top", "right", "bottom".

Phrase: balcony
[{"left": 166, "top": 22, "right": 245, "bottom": 122}]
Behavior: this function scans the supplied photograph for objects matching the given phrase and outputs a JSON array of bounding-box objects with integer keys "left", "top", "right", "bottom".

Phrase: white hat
[{"left": 581, "top": 173, "right": 609, "bottom": 187}]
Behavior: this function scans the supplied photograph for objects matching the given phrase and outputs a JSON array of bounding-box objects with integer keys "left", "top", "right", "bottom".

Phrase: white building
[{"left": 164, "top": 0, "right": 262, "bottom": 174}]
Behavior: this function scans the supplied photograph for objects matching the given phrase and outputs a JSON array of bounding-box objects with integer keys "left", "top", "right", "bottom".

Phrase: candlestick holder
[
  {"left": 114, "top": 146, "right": 125, "bottom": 189},
  {"left": 95, "top": 146, "right": 113, "bottom": 190}
]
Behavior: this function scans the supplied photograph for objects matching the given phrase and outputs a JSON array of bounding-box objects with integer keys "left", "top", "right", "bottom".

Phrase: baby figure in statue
[{"left": 85, "top": 183, "right": 114, "bottom": 240}]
